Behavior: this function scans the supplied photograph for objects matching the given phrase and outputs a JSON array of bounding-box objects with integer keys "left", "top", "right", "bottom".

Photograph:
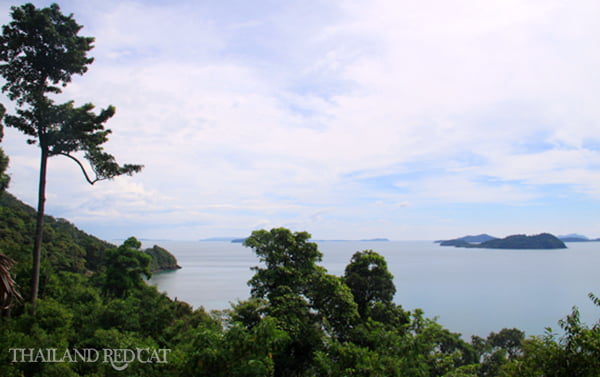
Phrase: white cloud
[{"left": 1, "top": 0, "right": 600, "bottom": 239}]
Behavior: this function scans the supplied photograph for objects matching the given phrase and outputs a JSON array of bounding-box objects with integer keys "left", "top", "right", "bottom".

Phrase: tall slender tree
[
  {"left": 0, "top": 104, "right": 8, "bottom": 192},
  {"left": 0, "top": 3, "right": 143, "bottom": 314}
]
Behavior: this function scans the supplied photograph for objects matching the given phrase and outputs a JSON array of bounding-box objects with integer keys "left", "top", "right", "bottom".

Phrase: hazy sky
[{"left": 1, "top": 0, "right": 599, "bottom": 241}]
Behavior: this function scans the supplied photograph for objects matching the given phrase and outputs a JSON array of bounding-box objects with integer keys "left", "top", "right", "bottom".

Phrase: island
[
  {"left": 144, "top": 245, "right": 182, "bottom": 272},
  {"left": 558, "top": 234, "right": 600, "bottom": 242},
  {"left": 440, "top": 233, "right": 567, "bottom": 249},
  {"left": 233, "top": 237, "right": 390, "bottom": 243},
  {"left": 201, "top": 237, "right": 241, "bottom": 242},
  {"left": 437, "top": 234, "right": 497, "bottom": 246}
]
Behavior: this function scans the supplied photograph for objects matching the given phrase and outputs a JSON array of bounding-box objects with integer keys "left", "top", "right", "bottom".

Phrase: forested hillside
[
  {"left": 0, "top": 192, "right": 180, "bottom": 278},
  {"left": 0, "top": 192, "right": 114, "bottom": 274},
  {"left": 0, "top": 191, "right": 213, "bottom": 376}
]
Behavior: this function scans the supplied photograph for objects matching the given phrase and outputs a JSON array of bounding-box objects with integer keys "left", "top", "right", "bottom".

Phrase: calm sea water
[{"left": 147, "top": 240, "right": 600, "bottom": 339}]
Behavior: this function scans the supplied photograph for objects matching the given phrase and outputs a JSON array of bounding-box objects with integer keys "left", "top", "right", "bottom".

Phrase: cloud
[{"left": 1, "top": 0, "right": 600, "bottom": 239}]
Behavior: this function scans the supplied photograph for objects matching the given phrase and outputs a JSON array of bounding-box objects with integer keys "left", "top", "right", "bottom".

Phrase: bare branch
[{"left": 58, "top": 152, "right": 103, "bottom": 185}]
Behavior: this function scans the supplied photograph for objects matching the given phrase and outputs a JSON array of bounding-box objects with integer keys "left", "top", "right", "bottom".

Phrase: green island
[
  {"left": 144, "top": 245, "right": 182, "bottom": 273},
  {"left": 440, "top": 233, "right": 567, "bottom": 249},
  {"left": 0, "top": 3, "right": 599, "bottom": 377}
]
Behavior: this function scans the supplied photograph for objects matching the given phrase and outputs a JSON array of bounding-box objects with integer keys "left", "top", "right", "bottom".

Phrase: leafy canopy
[
  {"left": 103, "top": 237, "right": 151, "bottom": 298},
  {"left": 0, "top": 3, "right": 93, "bottom": 104},
  {"left": 244, "top": 228, "right": 323, "bottom": 300},
  {"left": 344, "top": 249, "right": 396, "bottom": 317},
  {"left": 0, "top": 2, "right": 142, "bottom": 184}
]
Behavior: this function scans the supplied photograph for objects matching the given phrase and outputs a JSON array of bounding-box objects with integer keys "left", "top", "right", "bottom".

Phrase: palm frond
[{"left": 0, "top": 253, "right": 22, "bottom": 309}]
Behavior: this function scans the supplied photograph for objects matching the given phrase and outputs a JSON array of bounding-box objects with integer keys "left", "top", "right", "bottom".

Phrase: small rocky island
[
  {"left": 144, "top": 245, "right": 182, "bottom": 272},
  {"left": 439, "top": 233, "right": 567, "bottom": 249}
]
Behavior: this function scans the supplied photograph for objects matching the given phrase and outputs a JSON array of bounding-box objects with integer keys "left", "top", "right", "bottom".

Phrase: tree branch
[{"left": 58, "top": 152, "right": 103, "bottom": 185}]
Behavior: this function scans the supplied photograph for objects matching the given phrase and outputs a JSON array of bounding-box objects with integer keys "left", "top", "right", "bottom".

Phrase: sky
[{"left": 1, "top": 0, "right": 599, "bottom": 241}]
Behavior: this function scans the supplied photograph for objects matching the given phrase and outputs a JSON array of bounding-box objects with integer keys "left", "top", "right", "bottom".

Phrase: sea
[{"left": 146, "top": 240, "right": 600, "bottom": 339}]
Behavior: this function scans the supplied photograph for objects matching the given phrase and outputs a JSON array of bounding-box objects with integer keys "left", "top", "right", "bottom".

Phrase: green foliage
[
  {"left": 243, "top": 228, "right": 359, "bottom": 375},
  {"left": 344, "top": 249, "right": 396, "bottom": 317},
  {"left": 0, "top": 192, "right": 114, "bottom": 275},
  {"left": 500, "top": 296, "right": 600, "bottom": 377},
  {"left": 0, "top": 3, "right": 93, "bottom": 103},
  {"left": 229, "top": 298, "right": 269, "bottom": 329},
  {"left": 468, "top": 328, "right": 525, "bottom": 376},
  {"left": 266, "top": 288, "right": 324, "bottom": 376},
  {"left": 1, "top": 205, "right": 599, "bottom": 377},
  {"left": 315, "top": 309, "right": 478, "bottom": 377},
  {"left": 0, "top": 2, "right": 143, "bottom": 181},
  {"left": 1, "top": 3, "right": 597, "bottom": 376},
  {"left": 182, "top": 317, "right": 290, "bottom": 377},
  {"left": 244, "top": 229, "right": 360, "bottom": 337},
  {"left": 367, "top": 301, "right": 410, "bottom": 330},
  {"left": 314, "top": 338, "right": 406, "bottom": 377},
  {"left": 0, "top": 2, "right": 143, "bottom": 310},
  {"left": 307, "top": 272, "right": 359, "bottom": 339},
  {"left": 103, "top": 237, "right": 151, "bottom": 298},
  {"left": 487, "top": 328, "right": 525, "bottom": 359},
  {"left": 244, "top": 228, "right": 323, "bottom": 300}
]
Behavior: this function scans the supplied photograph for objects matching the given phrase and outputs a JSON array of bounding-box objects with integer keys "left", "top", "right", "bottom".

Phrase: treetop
[{"left": 0, "top": 2, "right": 94, "bottom": 104}]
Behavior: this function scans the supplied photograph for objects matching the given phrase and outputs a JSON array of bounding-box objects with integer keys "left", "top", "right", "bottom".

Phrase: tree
[
  {"left": 244, "top": 228, "right": 323, "bottom": 301},
  {"left": 500, "top": 297, "right": 600, "bottom": 377},
  {"left": 343, "top": 250, "right": 396, "bottom": 318},
  {"left": 307, "top": 272, "right": 359, "bottom": 339},
  {"left": 103, "top": 237, "right": 151, "bottom": 298},
  {"left": 487, "top": 328, "right": 524, "bottom": 359},
  {"left": 243, "top": 228, "right": 360, "bottom": 375},
  {"left": 0, "top": 3, "right": 143, "bottom": 313},
  {"left": 244, "top": 229, "right": 325, "bottom": 375}
]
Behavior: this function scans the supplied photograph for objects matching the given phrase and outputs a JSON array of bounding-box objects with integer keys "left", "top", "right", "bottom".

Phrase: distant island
[
  {"left": 439, "top": 233, "right": 567, "bottom": 249},
  {"left": 558, "top": 234, "right": 600, "bottom": 242},
  {"left": 436, "top": 234, "right": 497, "bottom": 246},
  {"left": 232, "top": 237, "right": 390, "bottom": 243},
  {"left": 201, "top": 237, "right": 241, "bottom": 242}
]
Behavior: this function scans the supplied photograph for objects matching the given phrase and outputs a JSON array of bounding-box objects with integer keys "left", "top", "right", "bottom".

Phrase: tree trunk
[{"left": 30, "top": 147, "right": 48, "bottom": 315}]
